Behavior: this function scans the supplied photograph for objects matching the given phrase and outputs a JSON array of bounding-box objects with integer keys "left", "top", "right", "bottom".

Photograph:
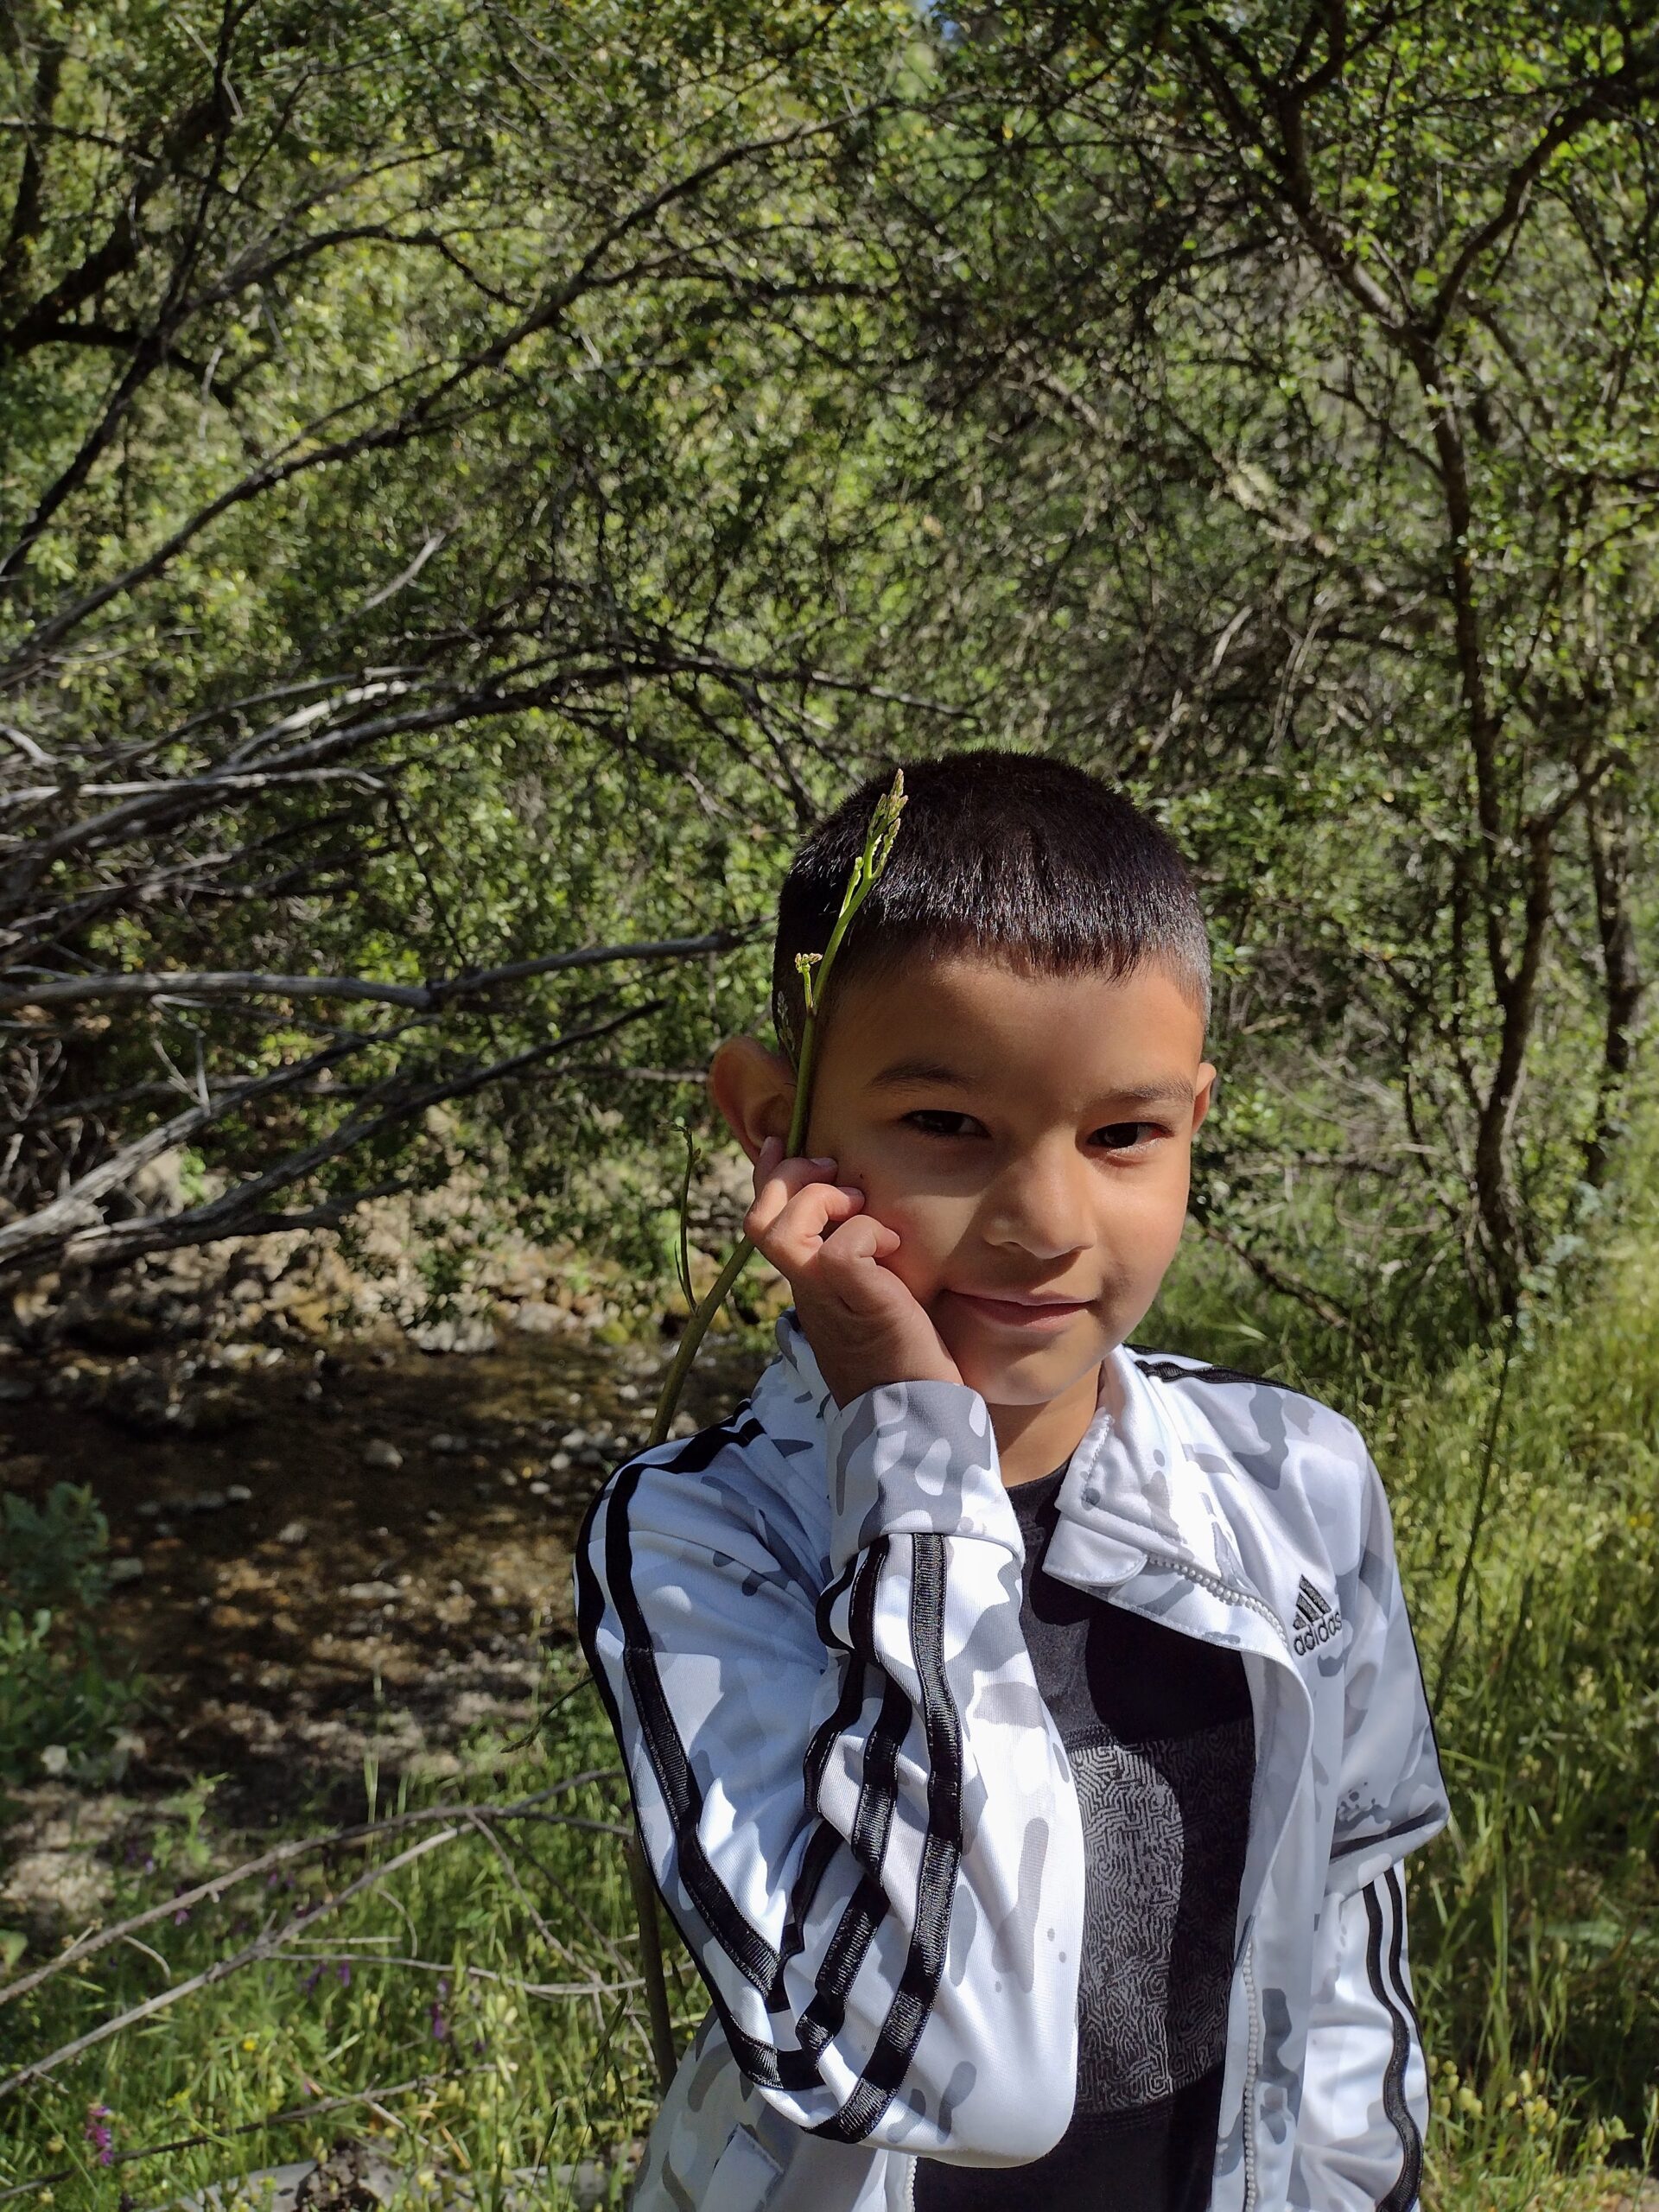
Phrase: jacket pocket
[{"left": 703, "top": 2121, "right": 785, "bottom": 2212}]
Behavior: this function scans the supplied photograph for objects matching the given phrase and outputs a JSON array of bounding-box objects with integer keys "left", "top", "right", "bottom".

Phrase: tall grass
[{"left": 0, "top": 1672, "right": 671, "bottom": 2207}]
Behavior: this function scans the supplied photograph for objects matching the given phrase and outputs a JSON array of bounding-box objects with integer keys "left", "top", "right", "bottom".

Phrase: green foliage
[
  {"left": 2, "top": 0, "right": 1651, "bottom": 1339},
  {"left": 0, "top": 1484, "right": 147, "bottom": 1789}
]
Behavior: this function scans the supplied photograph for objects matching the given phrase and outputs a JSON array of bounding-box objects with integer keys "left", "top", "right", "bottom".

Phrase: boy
[{"left": 574, "top": 752, "right": 1449, "bottom": 2212}]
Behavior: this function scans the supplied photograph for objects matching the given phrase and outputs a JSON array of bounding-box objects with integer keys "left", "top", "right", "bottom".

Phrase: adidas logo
[{"left": 1292, "top": 1576, "right": 1343, "bottom": 1656}]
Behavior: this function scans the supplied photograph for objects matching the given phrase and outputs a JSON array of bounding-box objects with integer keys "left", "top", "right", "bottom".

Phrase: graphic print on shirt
[{"left": 1068, "top": 1721, "right": 1255, "bottom": 2114}]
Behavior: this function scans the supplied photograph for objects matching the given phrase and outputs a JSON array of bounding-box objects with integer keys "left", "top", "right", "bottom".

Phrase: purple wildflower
[
  {"left": 301, "top": 1963, "right": 323, "bottom": 1996},
  {"left": 85, "top": 2104, "right": 114, "bottom": 2165},
  {"left": 173, "top": 1904, "right": 190, "bottom": 1924},
  {"left": 429, "top": 1974, "right": 450, "bottom": 2042},
  {"left": 336, "top": 1961, "right": 352, "bottom": 1986}
]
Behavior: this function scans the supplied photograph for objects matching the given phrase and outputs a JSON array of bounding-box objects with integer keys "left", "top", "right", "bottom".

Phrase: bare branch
[{"left": 0, "top": 925, "right": 759, "bottom": 1013}]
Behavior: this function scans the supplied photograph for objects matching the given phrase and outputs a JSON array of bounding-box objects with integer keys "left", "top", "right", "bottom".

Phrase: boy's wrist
[{"left": 823, "top": 1376, "right": 1020, "bottom": 1573}]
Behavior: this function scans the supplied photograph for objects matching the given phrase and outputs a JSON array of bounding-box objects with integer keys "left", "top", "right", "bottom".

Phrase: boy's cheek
[{"left": 856, "top": 1191, "right": 951, "bottom": 1297}]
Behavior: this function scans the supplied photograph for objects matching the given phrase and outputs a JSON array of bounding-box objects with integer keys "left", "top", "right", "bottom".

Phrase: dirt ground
[{"left": 0, "top": 1321, "right": 767, "bottom": 1927}]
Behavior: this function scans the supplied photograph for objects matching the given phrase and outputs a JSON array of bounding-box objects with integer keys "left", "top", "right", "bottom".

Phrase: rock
[
  {"left": 107, "top": 1557, "right": 144, "bottom": 1586},
  {"left": 528, "top": 1480, "right": 550, "bottom": 1497},
  {"left": 408, "top": 1315, "right": 496, "bottom": 1355},
  {"left": 559, "top": 1427, "right": 589, "bottom": 1449},
  {"left": 550, "top": 1451, "right": 572, "bottom": 1471},
  {"left": 345, "top": 1581, "right": 398, "bottom": 1603},
  {"left": 276, "top": 1519, "right": 308, "bottom": 1547},
  {"left": 39, "top": 1745, "right": 70, "bottom": 1777},
  {"left": 429, "top": 1432, "right": 470, "bottom": 1454},
  {"left": 295, "top": 2134, "right": 400, "bottom": 2209},
  {"left": 137, "top": 1499, "right": 164, "bottom": 1519},
  {"left": 511, "top": 1299, "right": 568, "bottom": 1335},
  {"left": 226, "top": 1483, "right": 252, "bottom": 1503},
  {"left": 189, "top": 1491, "right": 227, "bottom": 1513},
  {"left": 363, "top": 1439, "right": 403, "bottom": 1471}
]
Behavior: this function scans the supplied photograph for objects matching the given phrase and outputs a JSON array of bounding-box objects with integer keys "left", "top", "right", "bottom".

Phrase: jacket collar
[{"left": 759, "top": 1306, "right": 1250, "bottom": 1595}]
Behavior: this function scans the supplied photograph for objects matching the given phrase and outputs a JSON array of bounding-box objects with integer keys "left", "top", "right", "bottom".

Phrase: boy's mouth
[{"left": 945, "top": 1288, "right": 1092, "bottom": 1332}]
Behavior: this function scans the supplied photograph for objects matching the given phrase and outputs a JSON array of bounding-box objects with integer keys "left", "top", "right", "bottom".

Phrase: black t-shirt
[{"left": 913, "top": 1460, "right": 1255, "bottom": 2212}]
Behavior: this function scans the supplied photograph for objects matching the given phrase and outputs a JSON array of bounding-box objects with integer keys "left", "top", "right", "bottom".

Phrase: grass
[
  {"left": 3, "top": 1148, "right": 1659, "bottom": 2205},
  {"left": 0, "top": 1667, "right": 680, "bottom": 2207}
]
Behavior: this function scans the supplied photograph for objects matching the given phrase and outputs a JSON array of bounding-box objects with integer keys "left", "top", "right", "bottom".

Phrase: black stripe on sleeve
[
  {"left": 814, "top": 1531, "right": 965, "bottom": 2145},
  {"left": 607, "top": 1452, "right": 784, "bottom": 1995},
  {"left": 591, "top": 1443, "right": 966, "bottom": 2126},
  {"left": 1363, "top": 1870, "right": 1423, "bottom": 2212},
  {"left": 772, "top": 1539, "right": 890, "bottom": 2003},
  {"left": 1330, "top": 1809, "right": 1443, "bottom": 1861}
]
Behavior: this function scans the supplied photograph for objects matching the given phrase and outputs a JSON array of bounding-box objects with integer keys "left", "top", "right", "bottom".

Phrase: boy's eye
[
  {"left": 902, "top": 1112, "right": 1162, "bottom": 1152},
  {"left": 1096, "top": 1122, "right": 1162, "bottom": 1151},
  {"left": 903, "top": 1111, "right": 979, "bottom": 1139}
]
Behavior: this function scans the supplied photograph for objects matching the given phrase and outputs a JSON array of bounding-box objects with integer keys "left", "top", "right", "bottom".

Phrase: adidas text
[{"left": 1292, "top": 1576, "right": 1344, "bottom": 1656}]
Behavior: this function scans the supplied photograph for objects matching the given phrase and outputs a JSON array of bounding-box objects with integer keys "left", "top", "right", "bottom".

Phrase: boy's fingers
[
  {"left": 813, "top": 1215, "right": 902, "bottom": 1283},
  {"left": 745, "top": 1182, "right": 865, "bottom": 1271},
  {"left": 747, "top": 1153, "right": 841, "bottom": 1232}
]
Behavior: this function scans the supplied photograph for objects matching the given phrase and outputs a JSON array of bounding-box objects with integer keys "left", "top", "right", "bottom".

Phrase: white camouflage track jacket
[{"left": 574, "top": 1308, "right": 1451, "bottom": 2212}]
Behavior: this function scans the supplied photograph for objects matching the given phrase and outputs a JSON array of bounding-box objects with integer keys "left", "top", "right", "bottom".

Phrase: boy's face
[{"left": 712, "top": 949, "right": 1216, "bottom": 1411}]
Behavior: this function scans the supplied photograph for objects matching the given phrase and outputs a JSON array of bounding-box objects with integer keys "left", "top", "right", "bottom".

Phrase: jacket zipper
[
  {"left": 1240, "top": 1932, "right": 1262, "bottom": 2212},
  {"left": 1134, "top": 1554, "right": 1292, "bottom": 2212}
]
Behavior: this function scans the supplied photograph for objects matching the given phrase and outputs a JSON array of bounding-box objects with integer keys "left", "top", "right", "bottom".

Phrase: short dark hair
[{"left": 770, "top": 747, "right": 1211, "bottom": 1069}]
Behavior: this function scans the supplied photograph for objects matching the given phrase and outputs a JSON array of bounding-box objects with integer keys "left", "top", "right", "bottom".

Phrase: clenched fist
[{"left": 744, "top": 1135, "right": 963, "bottom": 1410}]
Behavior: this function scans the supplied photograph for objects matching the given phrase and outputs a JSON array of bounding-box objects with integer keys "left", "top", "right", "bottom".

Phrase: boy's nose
[{"left": 982, "top": 1139, "right": 1093, "bottom": 1262}]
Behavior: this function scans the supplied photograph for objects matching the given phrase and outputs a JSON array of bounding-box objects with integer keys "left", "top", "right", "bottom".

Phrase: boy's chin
[{"left": 941, "top": 1317, "right": 1114, "bottom": 1402}]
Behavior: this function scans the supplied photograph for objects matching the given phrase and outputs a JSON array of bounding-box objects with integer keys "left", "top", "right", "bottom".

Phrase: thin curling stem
[{"left": 644, "top": 768, "right": 906, "bottom": 1452}]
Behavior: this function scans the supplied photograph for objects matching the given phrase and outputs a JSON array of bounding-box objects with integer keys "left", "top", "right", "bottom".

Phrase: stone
[
  {"left": 408, "top": 1315, "right": 496, "bottom": 1356},
  {"left": 189, "top": 1491, "right": 227, "bottom": 1513},
  {"left": 362, "top": 1439, "right": 403, "bottom": 1471},
  {"left": 276, "top": 1519, "right": 308, "bottom": 1547},
  {"left": 294, "top": 2134, "right": 400, "bottom": 2208},
  {"left": 225, "top": 1484, "right": 252, "bottom": 1503},
  {"left": 107, "top": 1557, "right": 144, "bottom": 1585},
  {"left": 429, "top": 1432, "right": 469, "bottom": 1454},
  {"left": 511, "top": 1300, "right": 567, "bottom": 1335}
]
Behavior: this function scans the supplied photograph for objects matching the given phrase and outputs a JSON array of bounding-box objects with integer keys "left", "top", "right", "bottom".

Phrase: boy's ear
[
  {"left": 1192, "top": 1060, "right": 1218, "bottom": 1135},
  {"left": 707, "top": 1034, "right": 797, "bottom": 1164}
]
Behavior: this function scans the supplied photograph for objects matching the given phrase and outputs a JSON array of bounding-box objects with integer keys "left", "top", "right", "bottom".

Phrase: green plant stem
[{"left": 645, "top": 1234, "right": 756, "bottom": 1450}]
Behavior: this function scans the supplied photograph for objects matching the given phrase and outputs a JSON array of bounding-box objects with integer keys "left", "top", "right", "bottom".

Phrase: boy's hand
[{"left": 745, "top": 1135, "right": 963, "bottom": 1409}]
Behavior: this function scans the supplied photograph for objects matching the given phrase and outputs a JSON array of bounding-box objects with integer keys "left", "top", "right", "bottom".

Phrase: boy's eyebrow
[{"left": 866, "top": 1057, "right": 1195, "bottom": 1109}]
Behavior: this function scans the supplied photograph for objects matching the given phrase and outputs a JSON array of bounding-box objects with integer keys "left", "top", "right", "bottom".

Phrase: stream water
[{"left": 0, "top": 1320, "right": 770, "bottom": 1925}]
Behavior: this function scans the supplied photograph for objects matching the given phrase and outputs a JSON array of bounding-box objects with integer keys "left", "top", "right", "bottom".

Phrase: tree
[{"left": 0, "top": 0, "right": 939, "bottom": 1285}]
